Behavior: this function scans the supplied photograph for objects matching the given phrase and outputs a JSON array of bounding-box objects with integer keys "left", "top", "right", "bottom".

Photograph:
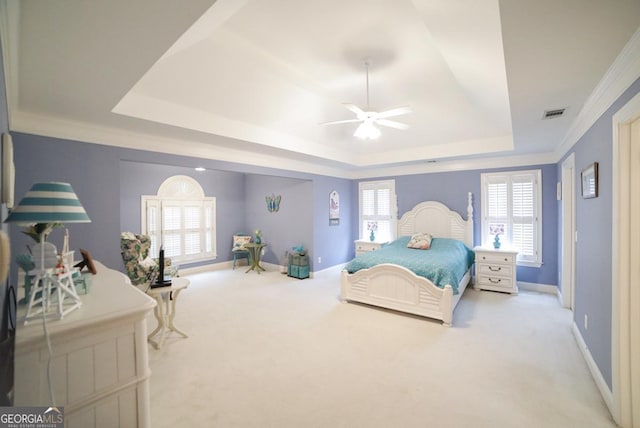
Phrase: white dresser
[
  {"left": 473, "top": 247, "right": 518, "bottom": 294},
  {"left": 354, "top": 240, "right": 386, "bottom": 256},
  {"left": 14, "top": 261, "right": 156, "bottom": 427}
]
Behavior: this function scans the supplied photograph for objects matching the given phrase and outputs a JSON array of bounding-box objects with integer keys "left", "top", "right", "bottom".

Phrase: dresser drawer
[{"left": 476, "top": 251, "right": 515, "bottom": 265}]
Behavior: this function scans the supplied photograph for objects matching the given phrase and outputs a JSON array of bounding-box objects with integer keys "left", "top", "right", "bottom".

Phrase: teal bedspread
[{"left": 345, "top": 237, "right": 475, "bottom": 294}]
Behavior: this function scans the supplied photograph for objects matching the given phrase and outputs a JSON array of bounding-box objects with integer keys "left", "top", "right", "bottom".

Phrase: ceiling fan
[{"left": 321, "top": 61, "right": 412, "bottom": 140}]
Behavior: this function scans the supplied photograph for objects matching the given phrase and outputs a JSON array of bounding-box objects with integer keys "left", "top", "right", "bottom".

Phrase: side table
[
  {"left": 144, "top": 277, "right": 190, "bottom": 349},
  {"left": 473, "top": 247, "right": 518, "bottom": 294},
  {"left": 244, "top": 242, "right": 267, "bottom": 274}
]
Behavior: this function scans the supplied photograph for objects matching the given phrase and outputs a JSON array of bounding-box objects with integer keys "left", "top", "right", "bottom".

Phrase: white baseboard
[
  {"left": 312, "top": 263, "right": 348, "bottom": 276},
  {"left": 180, "top": 261, "right": 348, "bottom": 278},
  {"left": 517, "top": 281, "right": 557, "bottom": 294},
  {"left": 571, "top": 322, "right": 615, "bottom": 417},
  {"left": 179, "top": 260, "right": 234, "bottom": 275}
]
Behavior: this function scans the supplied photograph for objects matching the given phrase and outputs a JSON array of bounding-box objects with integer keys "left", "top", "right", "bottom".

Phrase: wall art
[
  {"left": 581, "top": 162, "right": 598, "bottom": 199},
  {"left": 266, "top": 194, "right": 281, "bottom": 212},
  {"left": 329, "top": 190, "right": 340, "bottom": 225}
]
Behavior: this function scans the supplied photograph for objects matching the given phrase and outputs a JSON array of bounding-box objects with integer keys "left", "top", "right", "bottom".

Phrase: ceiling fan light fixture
[
  {"left": 354, "top": 121, "right": 380, "bottom": 140},
  {"left": 321, "top": 60, "right": 410, "bottom": 138}
]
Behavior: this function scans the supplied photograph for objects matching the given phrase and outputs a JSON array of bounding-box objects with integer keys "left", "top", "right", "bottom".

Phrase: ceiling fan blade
[
  {"left": 377, "top": 119, "right": 409, "bottom": 130},
  {"left": 319, "top": 118, "right": 362, "bottom": 126},
  {"left": 376, "top": 106, "right": 412, "bottom": 119},
  {"left": 342, "top": 103, "right": 365, "bottom": 116}
]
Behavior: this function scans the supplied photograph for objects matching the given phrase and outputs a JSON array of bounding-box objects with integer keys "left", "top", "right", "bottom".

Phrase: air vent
[{"left": 542, "top": 108, "right": 566, "bottom": 119}]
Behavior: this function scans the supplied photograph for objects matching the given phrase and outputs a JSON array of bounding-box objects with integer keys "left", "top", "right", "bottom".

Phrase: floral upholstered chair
[{"left": 120, "top": 232, "right": 178, "bottom": 286}]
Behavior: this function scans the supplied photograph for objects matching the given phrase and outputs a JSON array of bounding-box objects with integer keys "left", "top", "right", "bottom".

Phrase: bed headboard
[{"left": 397, "top": 192, "right": 474, "bottom": 248}]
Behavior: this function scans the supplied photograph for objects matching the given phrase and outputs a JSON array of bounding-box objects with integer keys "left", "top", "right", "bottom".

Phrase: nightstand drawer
[
  {"left": 355, "top": 240, "right": 385, "bottom": 256},
  {"left": 477, "top": 264, "right": 514, "bottom": 278},
  {"left": 476, "top": 275, "right": 515, "bottom": 289},
  {"left": 476, "top": 251, "right": 515, "bottom": 265}
]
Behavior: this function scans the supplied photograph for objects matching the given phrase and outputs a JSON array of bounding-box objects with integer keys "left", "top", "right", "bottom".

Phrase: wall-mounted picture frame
[
  {"left": 74, "top": 248, "right": 97, "bottom": 274},
  {"left": 329, "top": 190, "right": 340, "bottom": 226},
  {"left": 581, "top": 162, "right": 598, "bottom": 199}
]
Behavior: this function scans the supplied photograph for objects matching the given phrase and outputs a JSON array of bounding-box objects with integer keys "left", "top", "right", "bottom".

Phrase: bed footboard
[{"left": 341, "top": 264, "right": 458, "bottom": 326}]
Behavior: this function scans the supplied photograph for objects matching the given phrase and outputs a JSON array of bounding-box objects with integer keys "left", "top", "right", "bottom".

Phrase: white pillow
[
  {"left": 233, "top": 235, "right": 252, "bottom": 250},
  {"left": 407, "top": 232, "right": 433, "bottom": 250}
]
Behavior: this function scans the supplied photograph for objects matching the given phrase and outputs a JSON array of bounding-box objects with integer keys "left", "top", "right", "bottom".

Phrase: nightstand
[
  {"left": 473, "top": 247, "right": 518, "bottom": 294},
  {"left": 355, "top": 240, "right": 385, "bottom": 256}
]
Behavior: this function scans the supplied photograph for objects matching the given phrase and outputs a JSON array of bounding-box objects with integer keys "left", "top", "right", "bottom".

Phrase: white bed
[{"left": 340, "top": 192, "right": 474, "bottom": 326}]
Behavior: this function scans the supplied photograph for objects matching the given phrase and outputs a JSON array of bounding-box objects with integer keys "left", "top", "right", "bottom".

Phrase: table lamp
[{"left": 5, "top": 182, "right": 91, "bottom": 322}]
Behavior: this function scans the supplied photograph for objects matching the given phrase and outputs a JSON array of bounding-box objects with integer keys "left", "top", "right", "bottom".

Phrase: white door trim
[
  {"left": 560, "top": 153, "right": 576, "bottom": 309},
  {"left": 611, "top": 90, "right": 640, "bottom": 427}
]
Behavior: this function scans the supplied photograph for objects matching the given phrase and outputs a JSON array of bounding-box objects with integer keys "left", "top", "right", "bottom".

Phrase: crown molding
[
  {"left": 11, "top": 110, "right": 559, "bottom": 180},
  {"left": 10, "top": 111, "right": 353, "bottom": 179},
  {"left": 350, "top": 152, "right": 557, "bottom": 179},
  {"left": 555, "top": 27, "right": 640, "bottom": 161}
]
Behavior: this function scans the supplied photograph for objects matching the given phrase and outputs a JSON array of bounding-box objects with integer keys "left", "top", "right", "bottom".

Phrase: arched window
[{"left": 141, "top": 175, "right": 216, "bottom": 263}]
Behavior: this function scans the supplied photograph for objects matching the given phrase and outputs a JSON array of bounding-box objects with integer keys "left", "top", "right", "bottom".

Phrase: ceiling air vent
[{"left": 542, "top": 108, "right": 566, "bottom": 119}]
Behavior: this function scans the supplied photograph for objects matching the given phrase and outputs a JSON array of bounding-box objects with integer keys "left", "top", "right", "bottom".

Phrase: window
[
  {"left": 359, "top": 180, "right": 397, "bottom": 242},
  {"left": 142, "top": 175, "right": 216, "bottom": 264},
  {"left": 481, "top": 170, "right": 542, "bottom": 267}
]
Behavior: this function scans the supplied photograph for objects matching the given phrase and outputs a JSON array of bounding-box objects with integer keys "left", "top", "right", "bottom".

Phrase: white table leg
[
  {"left": 146, "top": 280, "right": 189, "bottom": 349},
  {"left": 166, "top": 290, "right": 188, "bottom": 338},
  {"left": 147, "top": 295, "right": 166, "bottom": 349}
]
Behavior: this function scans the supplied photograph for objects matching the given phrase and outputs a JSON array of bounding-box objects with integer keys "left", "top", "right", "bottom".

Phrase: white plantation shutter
[
  {"left": 511, "top": 175, "right": 536, "bottom": 261},
  {"left": 487, "top": 181, "right": 508, "bottom": 218},
  {"left": 142, "top": 176, "right": 217, "bottom": 263},
  {"left": 144, "top": 198, "right": 160, "bottom": 256},
  {"left": 162, "top": 203, "right": 182, "bottom": 257},
  {"left": 359, "top": 180, "right": 397, "bottom": 242},
  {"left": 481, "top": 170, "right": 542, "bottom": 267}
]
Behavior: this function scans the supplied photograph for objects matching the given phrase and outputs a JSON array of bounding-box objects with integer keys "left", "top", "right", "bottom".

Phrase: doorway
[
  {"left": 612, "top": 91, "right": 640, "bottom": 427},
  {"left": 561, "top": 153, "right": 576, "bottom": 310}
]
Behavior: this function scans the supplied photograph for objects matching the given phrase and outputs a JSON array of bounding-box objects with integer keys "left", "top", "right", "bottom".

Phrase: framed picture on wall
[
  {"left": 581, "top": 162, "right": 598, "bottom": 199},
  {"left": 329, "top": 190, "right": 339, "bottom": 226}
]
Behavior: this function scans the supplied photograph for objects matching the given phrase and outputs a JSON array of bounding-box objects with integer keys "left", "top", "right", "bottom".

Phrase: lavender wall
[
  {"left": 313, "top": 176, "right": 354, "bottom": 270},
  {"left": 358, "top": 164, "right": 558, "bottom": 286},
  {"left": 9, "top": 132, "right": 353, "bottom": 279},
  {"left": 557, "top": 76, "right": 640, "bottom": 389},
  {"left": 11, "top": 135, "right": 123, "bottom": 279},
  {"left": 244, "top": 174, "right": 313, "bottom": 266},
  {"left": 119, "top": 160, "right": 246, "bottom": 264}
]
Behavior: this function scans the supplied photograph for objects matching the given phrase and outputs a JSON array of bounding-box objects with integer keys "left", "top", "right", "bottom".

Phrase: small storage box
[{"left": 288, "top": 253, "right": 309, "bottom": 279}]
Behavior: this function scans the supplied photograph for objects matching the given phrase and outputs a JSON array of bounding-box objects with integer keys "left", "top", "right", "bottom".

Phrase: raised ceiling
[{"left": 3, "top": 0, "right": 640, "bottom": 177}]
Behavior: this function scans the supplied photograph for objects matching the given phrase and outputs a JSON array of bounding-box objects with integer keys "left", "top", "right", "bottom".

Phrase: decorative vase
[
  {"left": 255, "top": 236, "right": 262, "bottom": 245},
  {"left": 370, "top": 230, "right": 375, "bottom": 242},
  {"left": 493, "top": 234, "right": 501, "bottom": 249}
]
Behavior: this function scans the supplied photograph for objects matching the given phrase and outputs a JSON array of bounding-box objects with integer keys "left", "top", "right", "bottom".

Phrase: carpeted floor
[{"left": 147, "top": 266, "right": 615, "bottom": 428}]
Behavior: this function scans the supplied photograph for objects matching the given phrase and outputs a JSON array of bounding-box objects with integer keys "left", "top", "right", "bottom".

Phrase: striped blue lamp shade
[{"left": 5, "top": 182, "right": 91, "bottom": 224}]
